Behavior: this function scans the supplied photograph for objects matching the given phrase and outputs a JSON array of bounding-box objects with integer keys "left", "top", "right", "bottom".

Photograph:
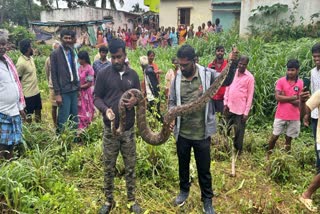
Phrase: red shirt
[
  {"left": 275, "top": 77, "right": 303, "bottom": 120},
  {"left": 208, "top": 59, "right": 228, "bottom": 100}
]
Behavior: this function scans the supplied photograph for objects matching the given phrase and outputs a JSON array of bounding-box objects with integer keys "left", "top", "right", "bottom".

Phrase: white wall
[
  {"left": 159, "top": 0, "right": 211, "bottom": 28},
  {"left": 41, "top": 7, "right": 135, "bottom": 31},
  {"left": 240, "top": 0, "right": 320, "bottom": 36}
]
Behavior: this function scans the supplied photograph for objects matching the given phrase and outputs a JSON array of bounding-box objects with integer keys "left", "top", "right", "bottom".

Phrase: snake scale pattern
[{"left": 111, "top": 61, "right": 232, "bottom": 145}]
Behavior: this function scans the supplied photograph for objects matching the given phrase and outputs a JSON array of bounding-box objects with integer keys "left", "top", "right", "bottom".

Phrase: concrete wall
[
  {"left": 41, "top": 7, "right": 136, "bottom": 31},
  {"left": 240, "top": 0, "right": 320, "bottom": 36},
  {"left": 159, "top": 0, "right": 211, "bottom": 28}
]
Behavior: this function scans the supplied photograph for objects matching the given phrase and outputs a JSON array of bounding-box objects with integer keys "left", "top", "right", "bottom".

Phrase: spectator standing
[
  {"left": 196, "top": 26, "right": 204, "bottom": 38},
  {"left": 50, "top": 29, "right": 80, "bottom": 133},
  {"left": 16, "top": 39, "right": 42, "bottom": 123},
  {"left": 77, "top": 51, "right": 95, "bottom": 130},
  {"left": 215, "top": 18, "right": 223, "bottom": 33},
  {"left": 224, "top": 56, "right": 254, "bottom": 154},
  {"left": 169, "top": 27, "right": 178, "bottom": 47},
  {"left": 165, "top": 57, "right": 179, "bottom": 100},
  {"left": 208, "top": 45, "right": 228, "bottom": 113},
  {"left": 0, "top": 36, "right": 25, "bottom": 160},
  {"left": 267, "top": 59, "right": 303, "bottom": 157},
  {"left": 93, "top": 46, "right": 111, "bottom": 78}
]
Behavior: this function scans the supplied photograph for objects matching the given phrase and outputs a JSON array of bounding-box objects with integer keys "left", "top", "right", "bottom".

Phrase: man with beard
[
  {"left": 208, "top": 45, "right": 228, "bottom": 113},
  {"left": 16, "top": 39, "right": 42, "bottom": 123},
  {"left": 94, "top": 38, "right": 142, "bottom": 214},
  {"left": 50, "top": 29, "right": 79, "bottom": 133},
  {"left": 0, "top": 36, "right": 25, "bottom": 159},
  {"left": 169, "top": 45, "right": 238, "bottom": 213}
]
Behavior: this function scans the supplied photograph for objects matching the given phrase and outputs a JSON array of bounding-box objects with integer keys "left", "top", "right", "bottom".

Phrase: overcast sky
[{"left": 54, "top": 0, "right": 149, "bottom": 12}]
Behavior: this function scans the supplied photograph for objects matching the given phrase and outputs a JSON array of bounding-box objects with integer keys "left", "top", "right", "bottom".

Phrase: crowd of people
[
  {"left": 96, "top": 19, "right": 223, "bottom": 50},
  {"left": 0, "top": 24, "right": 320, "bottom": 213}
]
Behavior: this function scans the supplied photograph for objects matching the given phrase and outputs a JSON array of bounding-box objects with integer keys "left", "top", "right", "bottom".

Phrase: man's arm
[
  {"left": 211, "top": 60, "right": 237, "bottom": 87},
  {"left": 275, "top": 90, "right": 299, "bottom": 102},
  {"left": 244, "top": 77, "right": 255, "bottom": 116},
  {"left": 94, "top": 71, "right": 108, "bottom": 114},
  {"left": 50, "top": 52, "right": 60, "bottom": 95},
  {"left": 168, "top": 78, "right": 177, "bottom": 110}
]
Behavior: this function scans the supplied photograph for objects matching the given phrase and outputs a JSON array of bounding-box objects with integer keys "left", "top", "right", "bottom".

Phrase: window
[{"left": 178, "top": 8, "right": 191, "bottom": 26}]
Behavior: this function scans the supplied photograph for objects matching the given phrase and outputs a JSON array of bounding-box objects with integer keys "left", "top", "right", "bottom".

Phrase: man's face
[
  {"left": 61, "top": 35, "right": 73, "bottom": 48},
  {"left": 111, "top": 48, "right": 126, "bottom": 72},
  {"left": 179, "top": 57, "right": 195, "bottom": 78},
  {"left": 312, "top": 52, "right": 320, "bottom": 68},
  {"left": 148, "top": 53, "right": 155, "bottom": 64},
  {"left": 0, "top": 40, "right": 7, "bottom": 57},
  {"left": 215, "top": 48, "right": 225, "bottom": 60},
  {"left": 238, "top": 59, "right": 248, "bottom": 73},
  {"left": 100, "top": 51, "right": 107, "bottom": 60},
  {"left": 287, "top": 68, "right": 298, "bottom": 79}
]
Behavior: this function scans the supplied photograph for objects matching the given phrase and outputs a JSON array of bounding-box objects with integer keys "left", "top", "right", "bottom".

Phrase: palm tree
[
  {"left": 101, "top": 0, "right": 124, "bottom": 10},
  {"left": 131, "top": 3, "right": 144, "bottom": 13}
]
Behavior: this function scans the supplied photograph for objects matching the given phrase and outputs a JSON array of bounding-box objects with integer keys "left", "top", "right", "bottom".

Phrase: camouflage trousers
[{"left": 103, "top": 126, "right": 136, "bottom": 202}]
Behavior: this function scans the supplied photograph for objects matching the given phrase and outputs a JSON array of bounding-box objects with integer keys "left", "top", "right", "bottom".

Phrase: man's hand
[
  {"left": 123, "top": 92, "right": 137, "bottom": 110},
  {"left": 303, "top": 114, "right": 310, "bottom": 127},
  {"left": 300, "top": 90, "right": 310, "bottom": 103},
  {"left": 290, "top": 99, "right": 300, "bottom": 107},
  {"left": 228, "top": 47, "right": 239, "bottom": 61},
  {"left": 55, "top": 95, "right": 62, "bottom": 106},
  {"left": 169, "top": 121, "right": 175, "bottom": 132},
  {"left": 242, "top": 115, "right": 248, "bottom": 122},
  {"left": 223, "top": 105, "right": 229, "bottom": 115},
  {"left": 105, "top": 108, "right": 115, "bottom": 121},
  {"left": 19, "top": 110, "right": 26, "bottom": 120}
]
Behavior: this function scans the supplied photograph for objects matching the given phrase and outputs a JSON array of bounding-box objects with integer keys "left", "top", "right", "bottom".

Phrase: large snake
[{"left": 111, "top": 60, "right": 233, "bottom": 145}]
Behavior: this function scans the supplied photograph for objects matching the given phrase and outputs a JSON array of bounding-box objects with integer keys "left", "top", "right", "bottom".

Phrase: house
[
  {"left": 159, "top": 0, "right": 212, "bottom": 29},
  {"left": 211, "top": 0, "right": 241, "bottom": 31},
  {"left": 31, "top": 6, "right": 139, "bottom": 45},
  {"left": 40, "top": 6, "right": 139, "bottom": 32},
  {"left": 157, "top": 0, "right": 320, "bottom": 36}
]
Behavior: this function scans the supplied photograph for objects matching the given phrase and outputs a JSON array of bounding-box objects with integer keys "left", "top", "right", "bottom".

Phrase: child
[
  {"left": 267, "top": 59, "right": 304, "bottom": 158},
  {"left": 77, "top": 51, "right": 95, "bottom": 130}
]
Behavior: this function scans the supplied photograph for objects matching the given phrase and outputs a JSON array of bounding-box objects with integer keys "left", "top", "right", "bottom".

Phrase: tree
[
  {"left": 0, "top": 0, "right": 42, "bottom": 26},
  {"left": 130, "top": 3, "right": 145, "bottom": 13},
  {"left": 101, "top": 0, "right": 124, "bottom": 10}
]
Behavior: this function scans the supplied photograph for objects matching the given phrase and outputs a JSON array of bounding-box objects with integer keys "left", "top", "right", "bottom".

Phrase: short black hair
[
  {"left": 287, "top": 59, "right": 300, "bottom": 69},
  {"left": 108, "top": 38, "right": 126, "bottom": 54},
  {"left": 215, "top": 45, "right": 224, "bottom": 51},
  {"left": 177, "top": 45, "right": 196, "bottom": 61},
  {"left": 99, "top": 46, "right": 108, "bottom": 53},
  {"left": 311, "top": 43, "right": 320, "bottom": 54},
  {"left": 147, "top": 50, "right": 155, "bottom": 56},
  {"left": 207, "top": 21, "right": 212, "bottom": 25},
  {"left": 70, "top": 30, "right": 76, "bottom": 38},
  {"left": 239, "top": 55, "right": 250, "bottom": 64},
  {"left": 215, "top": 18, "right": 220, "bottom": 25},
  {"left": 60, "top": 29, "right": 72, "bottom": 38},
  {"left": 78, "top": 50, "right": 91, "bottom": 65},
  {"left": 19, "top": 39, "right": 31, "bottom": 55}
]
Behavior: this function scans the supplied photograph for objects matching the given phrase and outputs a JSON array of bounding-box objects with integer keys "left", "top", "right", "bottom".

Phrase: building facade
[{"left": 159, "top": 0, "right": 211, "bottom": 29}]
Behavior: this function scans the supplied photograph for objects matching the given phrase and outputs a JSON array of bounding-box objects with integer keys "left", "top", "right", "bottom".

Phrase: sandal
[{"left": 299, "top": 196, "right": 318, "bottom": 212}]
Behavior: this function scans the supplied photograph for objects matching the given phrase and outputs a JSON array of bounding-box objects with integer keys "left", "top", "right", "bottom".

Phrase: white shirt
[
  {"left": 0, "top": 60, "right": 20, "bottom": 116},
  {"left": 311, "top": 67, "right": 320, "bottom": 119}
]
